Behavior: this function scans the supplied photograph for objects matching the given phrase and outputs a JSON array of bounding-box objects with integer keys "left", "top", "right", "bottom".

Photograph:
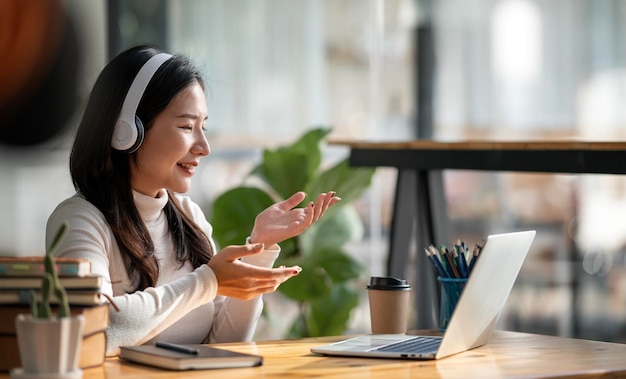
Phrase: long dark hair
[{"left": 70, "top": 45, "right": 213, "bottom": 290}]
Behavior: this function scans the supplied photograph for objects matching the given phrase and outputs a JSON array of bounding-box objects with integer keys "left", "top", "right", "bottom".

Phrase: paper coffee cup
[{"left": 367, "top": 277, "right": 411, "bottom": 334}]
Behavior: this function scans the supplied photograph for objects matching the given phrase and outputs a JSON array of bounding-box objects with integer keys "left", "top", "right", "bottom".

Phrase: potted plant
[
  {"left": 210, "top": 128, "right": 375, "bottom": 338},
  {"left": 12, "top": 222, "right": 85, "bottom": 379}
]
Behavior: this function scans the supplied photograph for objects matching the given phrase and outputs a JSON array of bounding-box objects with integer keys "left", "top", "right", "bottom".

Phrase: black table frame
[{"left": 343, "top": 141, "right": 626, "bottom": 329}]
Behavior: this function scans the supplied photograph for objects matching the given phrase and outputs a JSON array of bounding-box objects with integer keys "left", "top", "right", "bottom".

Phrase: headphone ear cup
[
  {"left": 111, "top": 115, "right": 144, "bottom": 153},
  {"left": 125, "top": 115, "right": 145, "bottom": 154}
]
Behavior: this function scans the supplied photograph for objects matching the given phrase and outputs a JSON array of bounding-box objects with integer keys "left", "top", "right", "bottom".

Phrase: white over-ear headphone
[{"left": 112, "top": 53, "right": 173, "bottom": 153}]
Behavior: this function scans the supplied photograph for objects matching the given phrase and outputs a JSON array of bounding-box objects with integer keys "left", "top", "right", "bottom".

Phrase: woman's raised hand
[
  {"left": 207, "top": 243, "right": 301, "bottom": 300},
  {"left": 249, "top": 191, "right": 341, "bottom": 247}
]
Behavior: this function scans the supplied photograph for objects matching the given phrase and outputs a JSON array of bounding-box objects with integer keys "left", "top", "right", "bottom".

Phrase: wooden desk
[
  {"left": 331, "top": 140, "right": 626, "bottom": 329},
  {"left": 3, "top": 331, "right": 626, "bottom": 378}
]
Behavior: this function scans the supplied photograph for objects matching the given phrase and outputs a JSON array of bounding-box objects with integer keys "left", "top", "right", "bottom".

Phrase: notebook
[
  {"left": 311, "top": 230, "right": 536, "bottom": 360},
  {"left": 120, "top": 342, "right": 263, "bottom": 370}
]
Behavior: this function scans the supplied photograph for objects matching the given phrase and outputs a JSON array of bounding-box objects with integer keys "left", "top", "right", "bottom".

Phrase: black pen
[{"left": 155, "top": 341, "right": 199, "bottom": 355}]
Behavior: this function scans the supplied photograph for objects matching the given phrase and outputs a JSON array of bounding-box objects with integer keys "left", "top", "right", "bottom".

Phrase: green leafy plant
[
  {"left": 210, "top": 128, "right": 375, "bottom": 338},
  {"left": 30, "top": 222, "right": 70, "bottom": 319}
]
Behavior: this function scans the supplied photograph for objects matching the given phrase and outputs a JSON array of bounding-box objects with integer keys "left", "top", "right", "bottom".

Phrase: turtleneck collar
[{"left": 132, "top": 189, "right": 169, "bottom": 223}]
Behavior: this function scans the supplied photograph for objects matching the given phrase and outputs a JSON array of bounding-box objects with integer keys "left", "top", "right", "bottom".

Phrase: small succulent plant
[{"left": 30, "top": 222, "right": 70, "bottom": 319}]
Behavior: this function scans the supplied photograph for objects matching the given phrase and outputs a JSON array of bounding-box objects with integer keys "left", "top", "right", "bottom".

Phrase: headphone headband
[{"left": 112, "top": 53, "right": 173, "bottom": 152}]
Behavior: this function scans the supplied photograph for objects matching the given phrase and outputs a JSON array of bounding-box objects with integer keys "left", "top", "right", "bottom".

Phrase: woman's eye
[{"left": 180, "top": 125, "right": 193, "bottom": 130}]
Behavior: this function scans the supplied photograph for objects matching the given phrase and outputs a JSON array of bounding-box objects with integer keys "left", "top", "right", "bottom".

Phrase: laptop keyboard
[{"left": 374, "top": 336, "right": 442, "bottom": 354}]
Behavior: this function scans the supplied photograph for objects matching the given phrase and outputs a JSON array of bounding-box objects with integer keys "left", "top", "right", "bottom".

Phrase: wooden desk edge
[{"left": 4, "top": 331, "right": 626, "bottom": 379}]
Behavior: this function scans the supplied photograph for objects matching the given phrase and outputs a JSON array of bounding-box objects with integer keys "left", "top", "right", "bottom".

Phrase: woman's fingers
[
  {"left": 300, "top": 201, "right": 314, "bottom": 227},
  {"left": 311, "top": 191, "right": 340, "bottom": 223},
  {"left": 276, "top": 191, "right": 306, "bottom": 211},
  {"left": 219, "top": 243, "right": 265, "bottom": 262},
  {"left": 208, "top": 247, "right": 301, "bottom": 299},
  {"left": 215, "top": 270, "right": 299, "bottom": 299},
  {"left": 312, "top": 193, "right": 325, "bottom": 221},
  {"left": 319, "top": 191, "right": 335, "bottom": 218}
]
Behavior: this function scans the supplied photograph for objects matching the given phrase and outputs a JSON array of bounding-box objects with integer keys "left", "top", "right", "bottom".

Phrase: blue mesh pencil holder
[{"left": 438, "top": 276, "right": 468, "bottom": 331}]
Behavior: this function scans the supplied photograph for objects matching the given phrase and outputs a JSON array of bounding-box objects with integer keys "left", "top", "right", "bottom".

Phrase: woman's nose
[{"left": 193, "top": 132, "right": 210, "bottom": 156}]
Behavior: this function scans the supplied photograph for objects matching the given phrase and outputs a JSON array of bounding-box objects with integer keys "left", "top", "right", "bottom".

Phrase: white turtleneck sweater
[{"left": 45, "top": 189, "right": 280, "bottom": 356}]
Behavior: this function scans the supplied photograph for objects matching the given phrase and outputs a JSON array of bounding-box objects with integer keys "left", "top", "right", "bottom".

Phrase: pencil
[
  {"left": 455, "top": 239, "right": 469, "bottom": 278},
  {"left": 443, "top": 248, "right": 460, "bottom": 278},
  {"left": 425, "top": 246, "right": 449, "bottom": 278},
  {"left": 468, "top": 242, "right": 484, "bottom": 273}
]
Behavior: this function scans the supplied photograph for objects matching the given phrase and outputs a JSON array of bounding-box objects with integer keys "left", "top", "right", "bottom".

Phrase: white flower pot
[{"left": 12, "top": 314, "right": 84, "bottom": 379}]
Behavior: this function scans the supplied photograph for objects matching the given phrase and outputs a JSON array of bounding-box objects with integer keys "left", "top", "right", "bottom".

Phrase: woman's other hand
[
  {"left": 249, "top": 191, "right": 341, "bottom": 247},
  {"left": 207, "top": 243, "right": 301, "bottom": 300}
]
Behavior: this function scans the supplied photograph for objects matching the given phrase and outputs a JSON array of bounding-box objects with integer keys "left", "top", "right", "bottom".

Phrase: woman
[{"left": 46, "top": 45, "right": 339, "bottom": 356}]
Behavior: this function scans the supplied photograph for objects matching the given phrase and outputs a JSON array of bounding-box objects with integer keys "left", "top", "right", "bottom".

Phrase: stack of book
[{"left": 0, "top": 256, "right": 109, "bottom": 372}]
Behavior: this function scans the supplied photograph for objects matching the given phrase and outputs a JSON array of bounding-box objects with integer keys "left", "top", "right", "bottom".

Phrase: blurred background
[{"left": 2, "top": 0, "right": 626, "bottom": 343}]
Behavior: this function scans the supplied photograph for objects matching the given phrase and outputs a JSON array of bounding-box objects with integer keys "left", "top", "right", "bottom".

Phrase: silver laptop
[{"left": 311, "top": 230, "right": 536, "bottom": 360}]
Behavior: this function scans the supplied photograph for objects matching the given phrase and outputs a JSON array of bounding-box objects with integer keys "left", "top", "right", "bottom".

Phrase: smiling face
[{"left": 130, "top": 81, "right": 210, "bottom": 197}]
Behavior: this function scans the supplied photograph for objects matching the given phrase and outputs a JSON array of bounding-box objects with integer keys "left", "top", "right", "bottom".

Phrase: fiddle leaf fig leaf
[
  {"left": 260, "top": 150, "right": 311, "bottom": 200},
  {"left": 300, "top": 205, "right": 364, "bottom": 253},
  {"left": 277, "top": 260, "right": 332, "bottom": 301},
  {"left": 315, "top": 247, "right": 364, "bottom": 283},
  {"left": 276, "top": 246, "right": 363, "bottom": 301},
  {"left": 210, "top": 187, "right": 274, "bottom": 248},
  {"left": 254, "top": 128, "right": 331, "bottom": 199},
  {"left": 304, "top": 159, "right": 375, "bottom": 205},
  {"left": 288, "top": 127, "right": 331, "bottom": 172},
  {"left": 307, "top": 285, "right": 360, "bottom": 336}
]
